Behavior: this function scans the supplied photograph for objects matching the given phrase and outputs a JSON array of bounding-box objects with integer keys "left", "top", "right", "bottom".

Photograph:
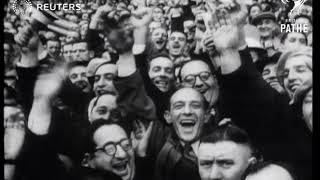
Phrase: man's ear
[
  {"left": 166, "top": 42, "right": 169, "bottom": 50},
  {"left": 248, "top": 157, "right": 257, "bottom": 165},
  {"left": 89, "top": 50, "right": 94, "bottom": 58},
  {"left": 164, "top": 110, "right": 172, "bottom": 124},
  {"left": 81, "top": 153, "right": 93, "bottom": 168}
]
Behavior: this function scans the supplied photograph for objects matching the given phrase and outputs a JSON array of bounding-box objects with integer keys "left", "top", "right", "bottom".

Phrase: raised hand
[
  {"left": 14, "top": 20, "right": 39, "bottom": 53},
  {"left": 131, "top": 7, "right": 153, "bottom": 28},
  {"left": 33, "top": 64, "right": 67, "bottom": 101},
  {"left": 131, "top": 120, "right": 153, "bottom": 157}
]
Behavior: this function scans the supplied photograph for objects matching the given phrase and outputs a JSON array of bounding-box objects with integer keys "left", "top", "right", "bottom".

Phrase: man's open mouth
[
  {"left": 113, "top": 160, "right": 129, "bottom": 176},
  {"left": 180, "top": 119, "right": 196, "bottom": 128},
  {"left": 155, "top": 79, "right": 169, "bottom": 88},
  {"left": 96, "top": 89, "right": 114, "bottom": 96}
]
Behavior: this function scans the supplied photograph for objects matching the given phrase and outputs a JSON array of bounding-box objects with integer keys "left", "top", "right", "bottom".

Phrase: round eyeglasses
[
  {"left": 183, "top": 71, "right": 212, "bottom": 86},
  {"left": 95, "top": 138, "right": 132, "bottom": 156}
]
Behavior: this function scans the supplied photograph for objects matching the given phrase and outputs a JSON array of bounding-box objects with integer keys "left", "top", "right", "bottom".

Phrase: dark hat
[
  {"left": 251, "top": 12, "right": 276, "bottom": 26},
  {"left": 255, "top": 52, "right": 281, "bottom": 73}
]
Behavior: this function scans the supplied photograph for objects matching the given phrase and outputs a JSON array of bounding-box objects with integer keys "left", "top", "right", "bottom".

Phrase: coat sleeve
[
  {"left": 217, "top": 47, "right": 296, "bottom": 162},
  {"left": 114, "top": 70, "right": 157, "bottom": 121}
]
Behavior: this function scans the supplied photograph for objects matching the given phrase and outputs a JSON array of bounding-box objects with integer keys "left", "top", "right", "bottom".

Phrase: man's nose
[
  {"left": 209, "top": 165, "right": 223, "bottom": 180},
  {"left": 183, "top": 105, "right": 192, "bottom": 115},
  {"left": 194, "top": 76, "right": 204, "bottom": 87},
  {"left": 97, "top": 78, "right": 105, "bottom": 87},
  {"left": 114, "top": 145, "right": 127, "bottom": 159}
]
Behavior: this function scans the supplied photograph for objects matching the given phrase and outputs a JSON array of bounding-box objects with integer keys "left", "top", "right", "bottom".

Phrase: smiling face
[
  {"left": 282, "top": 56, "right": 312, "bottom": 98},
  {"left": 262, "top": 63, "right": 284, "bottom": 93},
  {"left": 151, "top": 28, "right": 167, "bottom": 50},
  {"left": 165, "top": 88, "right": 208, "bottom": 143},
  {"left": 167, "top": 32, "right": 187, "bottom": 58},
  {"left": 198, "top": 141, "right": 253, "bottom": 180},
  {"left": 152, "top": 7, "right": 164, "bottom": 22},
  {"left": 92, "top": 125, "right": 135, "bottom": 180},
  {"left": 148, "top": 57, "right": 174, "bottom": 92},
  {"left": 180, "top": 61, "right": 216, "bottom": 94},
  {"left": 93, "top": 64, "right": 118, "bottom": 96},
  {"left": 69, "top": 65, "right": 91, "bottom": 93},
  {"left": 256, "top": 19, "right": 276, "bottom": 38},
  {"left": 89, "top": 94, "right": 118, "bottom": 122}
]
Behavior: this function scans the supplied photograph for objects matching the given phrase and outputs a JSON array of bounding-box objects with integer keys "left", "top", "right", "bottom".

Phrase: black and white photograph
[{"left": 3, "top": 0, "right": 313, "bottom": 180}]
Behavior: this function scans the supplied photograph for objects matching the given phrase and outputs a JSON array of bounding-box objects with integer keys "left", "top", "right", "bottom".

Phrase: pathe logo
[
  {"left": 281, "top": 0, "right": 307, "bottom": 15},
  {"left": 12, "top": 0, "right": 33, "bottom": 15}
]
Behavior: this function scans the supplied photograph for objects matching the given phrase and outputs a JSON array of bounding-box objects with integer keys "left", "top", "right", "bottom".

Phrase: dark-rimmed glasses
[
  {"left": 95, "top": 138, "right": 132, "bottom": 156},
  {"left": 183, "top": 71, "right": 212, "bottom": 86}
]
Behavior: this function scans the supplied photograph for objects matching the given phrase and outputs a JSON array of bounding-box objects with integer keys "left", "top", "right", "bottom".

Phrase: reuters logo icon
[{"left": 12, "top": 0, "right": 32, "bottom": 16}]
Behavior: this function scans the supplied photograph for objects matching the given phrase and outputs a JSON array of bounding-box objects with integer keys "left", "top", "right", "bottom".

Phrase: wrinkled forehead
[
  {"left": 73, "top": 42, "right": 88, "bottom": 49},
  {"left": 94, "top": 124, "right": 127, "bottom": 146},
  {"left": 284, "top": 55, "right": 310, "bottom": 69},
  {"left": 150, "top": 57, "right": 173, "bottom": 67},
  {"left": 286, "top": 32, "right": 306, "bottom": 39},
  {"left": 152, "top": 27, "right": 167, "bottom": 35},
  {"left": 95, "top": 64, "right": 117, "bottom": 75},
  {"left": 70, "top": 65, "right": 87, "bottom": 74},
  {"left": 170, "top": 31, "right": 186, "bottom": 38},
  {"left": 95, "top": 94, "right": 117, "bottom": 107},
  {"left": 170, "top": 88, "right": 203, "bottom": 104},
  {"left": 198, "top": 141, "right": 252, "bottom": 159},
  {"left": 181, "top": 60, "right": 211, "bottom": 77},
  {"left": 63, "top": 44, "right": 73, "bottom": 50}
]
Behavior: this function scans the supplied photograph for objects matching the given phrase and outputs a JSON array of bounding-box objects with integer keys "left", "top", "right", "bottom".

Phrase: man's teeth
[
  {"left": 180, "top": 120, "right": 196, "bottom": 127},
  {"left": 113, "top": 162, "right": 127, "bottom": 171},
  {"left": 156, "top": 80, "right": 168, "bottom": 86}
]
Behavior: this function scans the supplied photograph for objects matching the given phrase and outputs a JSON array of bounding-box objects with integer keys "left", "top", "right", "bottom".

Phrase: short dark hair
[
  {"left": 200, "top": 123, "right": 261, "bottom": 159},
  {"left": 68, "top": 61, "right": 88, "bottom": 70},
  {"left": 178, "top": 59, "right": 216, "bottom": 82},
  {"left": 87, "top": 119, "right": 132, "bottom": 153},
  {"left": 147, "top": 52, "right": 173, "bottom": 70},
  {"left": 241, "top": 161, "right": 297, "bottom": 180}
]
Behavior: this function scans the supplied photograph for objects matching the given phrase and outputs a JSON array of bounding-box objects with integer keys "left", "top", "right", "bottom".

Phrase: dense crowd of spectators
[{"left": 4, "top": 0, "right": 312, "bottom": 180}]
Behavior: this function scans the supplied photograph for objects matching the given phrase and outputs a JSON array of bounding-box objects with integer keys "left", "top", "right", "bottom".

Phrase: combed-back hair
[
  {"left": 241, "top": 161, "right": 297, "bottom": 180},
  {"left": 200, "top": 123, "right": 262, "bottom": 160}
]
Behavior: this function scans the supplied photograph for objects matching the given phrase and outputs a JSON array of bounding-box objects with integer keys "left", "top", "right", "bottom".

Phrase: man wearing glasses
[
  {"left": 81, "top": 120, "right": 140, "bottom": 180},
  {"left": 179, "top": 60, "right": 219, "bottom": 111}
]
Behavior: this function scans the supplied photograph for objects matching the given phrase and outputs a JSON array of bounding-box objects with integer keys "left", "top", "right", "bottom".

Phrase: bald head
[{"left": 245, "top": 164, "right": 294, "bottom": 180}]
